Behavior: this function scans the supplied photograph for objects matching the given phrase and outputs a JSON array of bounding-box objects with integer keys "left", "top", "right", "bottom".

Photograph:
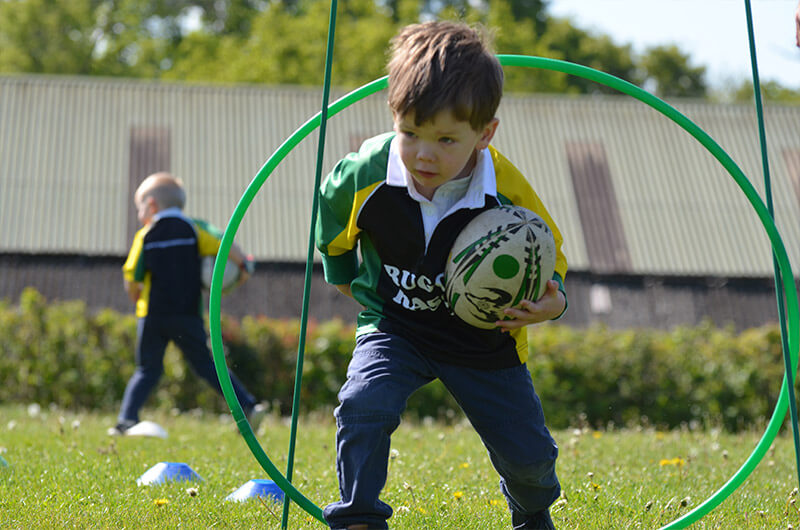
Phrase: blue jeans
[
  {"left": 118, "top": 315, "right": 257, "bottom": 424},
  {"left": 323, "top": 332, "right": 560, "bottom": 529}
]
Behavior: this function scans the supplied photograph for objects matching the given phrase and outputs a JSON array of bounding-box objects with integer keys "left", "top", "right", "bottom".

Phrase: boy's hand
[
  {"left": 336, "top": 284, "right": 353, "bottom": 298},
  {"left": 124, "top": 279, "right": 142, "bottom": 303},
  {"left": 236, "top": 255, "right": 256, "bottom": 285},
  {"left": 495, "top": 280, "right": 565, "bottom": 330}
]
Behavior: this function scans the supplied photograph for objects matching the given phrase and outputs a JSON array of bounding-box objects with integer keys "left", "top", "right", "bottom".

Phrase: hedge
[{"left": 1, "top": 288, "right": 793, "bottom": 431}]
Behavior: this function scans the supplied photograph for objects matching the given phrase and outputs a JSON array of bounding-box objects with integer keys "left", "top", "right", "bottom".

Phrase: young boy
[
  {"left": 110, "top": 172, "right": 264, "bottom": 435},
  {"left": 315, "top": 21, "right": 567, "bottom": 530}
]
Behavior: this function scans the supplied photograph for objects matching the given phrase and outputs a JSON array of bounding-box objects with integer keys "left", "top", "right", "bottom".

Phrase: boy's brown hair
[{"left": 387, "top": 21, "right": 503, "bottom": 131}]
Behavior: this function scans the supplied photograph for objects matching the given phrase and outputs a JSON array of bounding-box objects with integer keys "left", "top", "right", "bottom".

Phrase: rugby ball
[
  {"left": 201, "top": 256, "right": 240, "bottom": 292},
  {"left": 444, "top": 205, "right": 556, "bottom": 329}
]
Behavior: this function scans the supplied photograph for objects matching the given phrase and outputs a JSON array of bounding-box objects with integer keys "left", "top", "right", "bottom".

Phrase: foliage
[
  {"left": 1, "top": 288, "right": 795, "bottom": 433},
  {"left": 639, "top": 45, "right": 707, "bottom": 99},
  {"left": 725, "top": 79, "right": 800, "bottom": 105},
  {"left": 0, "top": 0, "right": 751, "bottom": 99}
]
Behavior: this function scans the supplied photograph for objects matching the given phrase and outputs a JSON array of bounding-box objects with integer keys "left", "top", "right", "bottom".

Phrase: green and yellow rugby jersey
[
  {"left": 315, "top": 133, "right": 567, "bottom": 369},
  {"left": 123, "top": 209, "right": 223, "bottom": 318}
]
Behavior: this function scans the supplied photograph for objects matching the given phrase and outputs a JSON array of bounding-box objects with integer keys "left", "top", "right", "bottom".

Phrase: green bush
[{"left": 0, "top": 288, "right": 792, "bottom": 431}]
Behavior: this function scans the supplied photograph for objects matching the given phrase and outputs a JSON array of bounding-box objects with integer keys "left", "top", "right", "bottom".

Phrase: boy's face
[{"left": 394, "top": 109, "right": 498, "bottom": 200}]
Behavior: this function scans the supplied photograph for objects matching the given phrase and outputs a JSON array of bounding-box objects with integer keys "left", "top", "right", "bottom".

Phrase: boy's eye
[
  {"left": 401, "top": 130, "right": 417, "bottom": 139},
  {"left": 439, "top": 137, "right": 455, "bottom": 144}
]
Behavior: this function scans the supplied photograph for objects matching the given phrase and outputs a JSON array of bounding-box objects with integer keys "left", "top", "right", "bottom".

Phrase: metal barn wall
[{"left": 2, "top": 75, "right": 800, "bottom": 329}]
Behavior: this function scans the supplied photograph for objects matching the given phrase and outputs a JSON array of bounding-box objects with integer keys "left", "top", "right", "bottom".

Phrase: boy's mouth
[{"left": 415, "top": 169, "right": 438, "bottom": 180}]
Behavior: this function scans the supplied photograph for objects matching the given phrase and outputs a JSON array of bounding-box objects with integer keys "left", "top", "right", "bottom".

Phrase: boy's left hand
[{"left": 495, "top": 280, "right": 566, "bottom": 330}]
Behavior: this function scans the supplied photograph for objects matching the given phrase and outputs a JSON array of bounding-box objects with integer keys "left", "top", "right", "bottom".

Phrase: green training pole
[
  {"left": 743, "top": 0, "right": 800, "bottom": 491},
  {"left": 280, "top": 0, "right": 339, "bottom": 527}
]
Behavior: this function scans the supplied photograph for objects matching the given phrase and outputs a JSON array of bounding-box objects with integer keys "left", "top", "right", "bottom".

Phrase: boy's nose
[{"left": 416, "top": 145, "right": 435, "bottom": 162}]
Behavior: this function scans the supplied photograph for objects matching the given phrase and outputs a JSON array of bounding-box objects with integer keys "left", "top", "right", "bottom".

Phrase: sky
[{"left": 548, "top": 0, "right": 800, "bottom": 89}]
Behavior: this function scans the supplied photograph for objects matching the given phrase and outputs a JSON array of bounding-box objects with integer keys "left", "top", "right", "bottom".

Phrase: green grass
[{"left": 0, "top": 403, "right": 798, "bottom": 529}]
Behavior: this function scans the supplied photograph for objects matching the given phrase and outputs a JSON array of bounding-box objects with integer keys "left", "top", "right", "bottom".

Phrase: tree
[
  {"left": 537, "top": 18, "right": 639, "bottom": 95},
  {"left": 0, "top": 0, "right": 98, "bottom": 74},
  {"left": 639, "top": 45, "right": 707, "bottom": 99},
  {"left": 168, "top": 0, "right": 398, "bottom": 87},
  {"left": 194, "top": 0, "right": 264, "bottom": 35},
  {"left": 727, "top": 79, "right": 800, "bottom": 104},
  {"left": 0, "top": 0, "right": 722, "bottom": 102}
]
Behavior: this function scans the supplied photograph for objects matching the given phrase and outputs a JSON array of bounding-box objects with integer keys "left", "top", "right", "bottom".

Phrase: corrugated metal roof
[{"left": 2, "top": 74, "right": 799, "bottom": 278}]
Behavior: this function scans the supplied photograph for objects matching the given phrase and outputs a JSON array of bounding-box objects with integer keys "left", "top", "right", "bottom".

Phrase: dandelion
[
  {"left": 489, "top": 499, "right": 503, "bottom": 507},
  {"left": 460, "top": 462, "right": 470, "bottom": 469},
  {"left": 659, "top": 457, "right": 685, "bottom": 467},
  {"left": 592, "top": 431, "right": 602, "bottom": 439},
  {"left": 418, "top": 507, "right": 427, "bottom": 514},
  {"left": 154, "top": 498, "right": 169, "bottom": 506},
  {"left": 453, "top": 491, "right": 463, "bottom": 500},
  {"left": 396, "top": 506, "right": 410, "bottom": 515}
]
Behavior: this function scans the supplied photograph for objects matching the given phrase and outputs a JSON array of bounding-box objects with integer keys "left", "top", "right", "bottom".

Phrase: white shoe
[{"left": 246, "top": 403, "right": 268, "bottom": 432}]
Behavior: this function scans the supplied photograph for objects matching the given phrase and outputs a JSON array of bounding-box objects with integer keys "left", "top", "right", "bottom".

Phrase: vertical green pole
[
  {"left": 280, "top": 1, "right": 339, "bottom": 527},
  {"left": 743, "top": 0, "right": 800, "bottom": 491}
]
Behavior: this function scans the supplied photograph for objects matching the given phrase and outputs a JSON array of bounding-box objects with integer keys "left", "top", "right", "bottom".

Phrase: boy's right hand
[{"left": 495, "top": 280, "right": 565, "bottom": 330}]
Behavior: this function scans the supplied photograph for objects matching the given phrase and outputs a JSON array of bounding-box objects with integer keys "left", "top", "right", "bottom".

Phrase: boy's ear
[{"left": 476, "top": 118, "right": 499, "bottom": 150}]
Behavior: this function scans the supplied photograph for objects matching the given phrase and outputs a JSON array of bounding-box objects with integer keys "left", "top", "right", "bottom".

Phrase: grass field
[{"left": 0, "top": 403, "right": 798, "bottom": 529}]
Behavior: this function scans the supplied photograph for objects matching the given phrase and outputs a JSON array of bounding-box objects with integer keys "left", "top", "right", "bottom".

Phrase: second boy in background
[
  {"left": 316, "top": 21, "right": 568, "bottom": 530},
  {"left": 111, "top": 172, "right": 264, "bottom": 436}
]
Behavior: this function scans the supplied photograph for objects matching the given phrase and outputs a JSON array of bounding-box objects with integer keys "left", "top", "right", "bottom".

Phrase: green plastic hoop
[{"left": 208, "top": 55, "right": 799, "bottom": 528}]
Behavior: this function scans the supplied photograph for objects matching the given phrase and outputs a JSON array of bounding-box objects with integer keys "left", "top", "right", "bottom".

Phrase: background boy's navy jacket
[{"left": 123, "top": 208, "right": 222, "bottom": 318}]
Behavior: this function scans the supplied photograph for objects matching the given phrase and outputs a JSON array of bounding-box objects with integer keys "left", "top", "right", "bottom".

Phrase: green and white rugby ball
[{"left": 444, "top": 205, "right": 556, "bottom": 329}]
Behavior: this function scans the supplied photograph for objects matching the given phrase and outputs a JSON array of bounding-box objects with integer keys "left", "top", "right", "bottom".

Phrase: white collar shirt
[{"left": 386, "top": 136, "right": 497, "bottom": 248}]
